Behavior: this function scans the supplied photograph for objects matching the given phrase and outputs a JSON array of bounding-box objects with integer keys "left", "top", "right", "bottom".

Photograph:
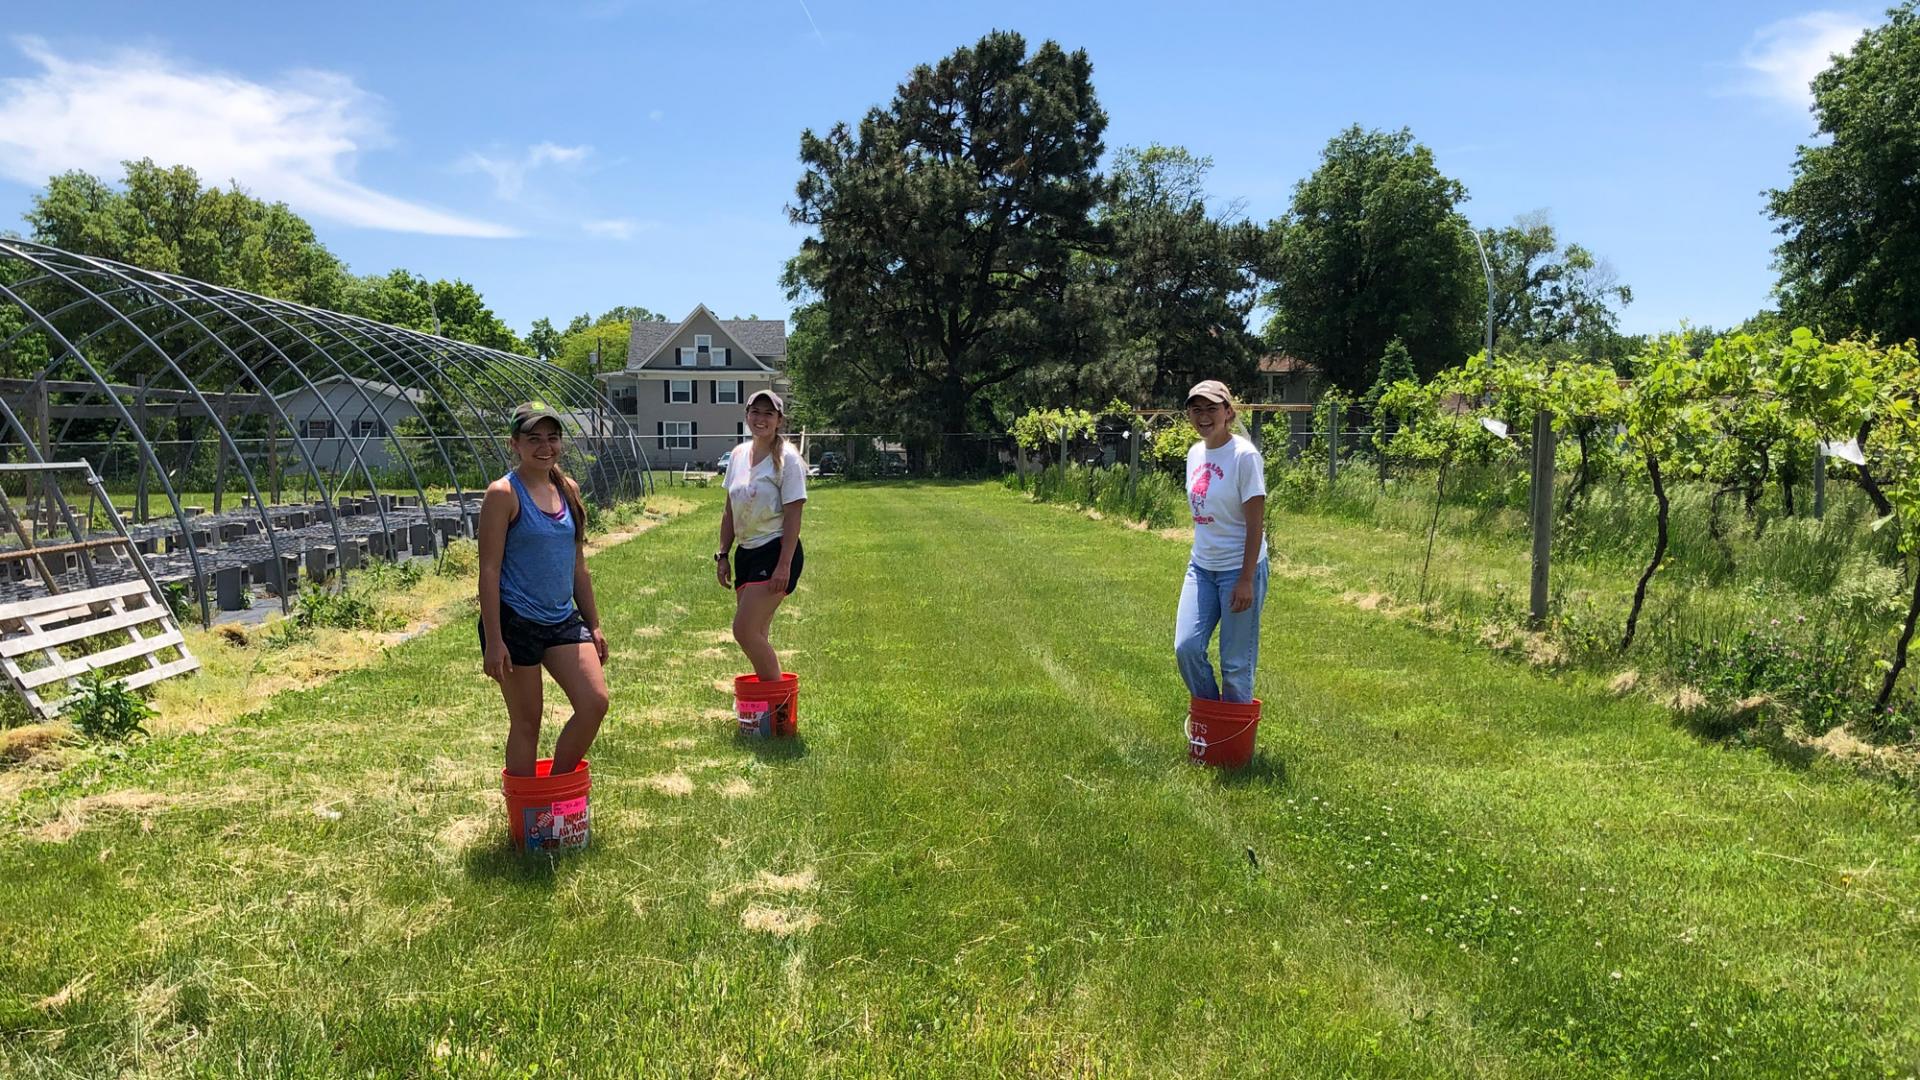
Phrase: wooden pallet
[{"left": 0, "top": 578, "right": 198, "bottom": 719}]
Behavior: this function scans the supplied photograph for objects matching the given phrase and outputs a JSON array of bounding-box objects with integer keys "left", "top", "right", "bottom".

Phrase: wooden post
[
  {"left": 1813, "top": 445, "right": 1827, "bottom": 520},
  {"left": 268, "top": 421, "right": 281, "bottom": 505},
  {"left": 1249, "top": 410, "right": 1265, "bottom": 451},
  {"left": 1014, "top": 436, "right": 1028, "bottom": 487},
  {"left": 1529, "top": 410, "right": 1555, "bottom": 628},
  {"left": 136, "top": 376, "right": 149, "bottom": 523},
  {"left": 1058, "top": 426, "right": 1069, "bottom": 470},
  {"left": 210, "top": 397, "right": 228, "bottom": 515}
]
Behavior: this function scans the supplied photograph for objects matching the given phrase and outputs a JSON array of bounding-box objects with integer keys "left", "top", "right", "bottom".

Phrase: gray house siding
[{"left": 277, "top": 379, "right": 420, "bottom": 470}]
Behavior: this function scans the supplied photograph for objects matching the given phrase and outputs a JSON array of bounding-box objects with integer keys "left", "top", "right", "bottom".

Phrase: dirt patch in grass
[
  {"left": 633, "top": 625, "right": 665, "bottom": 638},
  {"left": 1608, "top": 670, "right": 1641, "bottom": 696},
  {"left": 661, "top": 737, "right": 698, "bottom": 751},
  {"left": 31, "top": 790, "right": 173, "bottom": 844},
  {"left": 740, "top": 904, "right": 820, "bottom": 937},
  {"left": 694, "top": 646, "right": 733, "bottom": 660},
  {"left": 718, "top": 777, "right": 753, "bottom": 799},
  {"left": 712, "top": 867, "right": 818, "bottom": 904},
  {"left": 640, "top": 772, "right": 694, "bottom": 797}
]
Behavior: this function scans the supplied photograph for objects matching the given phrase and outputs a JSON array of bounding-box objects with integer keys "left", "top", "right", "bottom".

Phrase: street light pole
[{"left": 1466, "top": 224, "right": 1494, "bottom": 362}]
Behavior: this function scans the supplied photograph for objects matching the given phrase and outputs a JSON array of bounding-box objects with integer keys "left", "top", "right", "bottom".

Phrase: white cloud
[
  {"left": 0, "top": 36, "right": 515, "bottom": 238},
  {"left": 582, "top": 218, "right": 653, "bottom": 240},
  {"left": 1737, "top": 11, "right": 1870, "bottom": 111},
  {"left": 460, "top": 141, "right": 591, "bottom": 200}
]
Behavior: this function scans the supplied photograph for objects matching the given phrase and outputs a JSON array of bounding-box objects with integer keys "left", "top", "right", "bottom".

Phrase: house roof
[
  {"left": 627, "top": 304, "right": 787, "bottom": 370},
  {"left": 273, "top": 374, "right": 425, "bottom": 405},
  {"left": 1258, "top": 353, "right": 1318, "bottom": 375}
]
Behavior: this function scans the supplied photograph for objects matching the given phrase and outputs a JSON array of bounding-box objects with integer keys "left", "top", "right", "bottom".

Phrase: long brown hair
[{"left": 550, "top": 463, "right": 587, "bottom": 543}]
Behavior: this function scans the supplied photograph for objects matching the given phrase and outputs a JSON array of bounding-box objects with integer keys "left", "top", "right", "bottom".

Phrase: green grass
[{"left": 3, "top": 482, "right": 1918, "bottom": 1077}]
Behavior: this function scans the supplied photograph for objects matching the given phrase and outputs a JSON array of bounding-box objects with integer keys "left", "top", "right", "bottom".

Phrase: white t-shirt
[
  {"left": 726, "top": 443, "right": 808, "bottom": 549},
  {"left": 1185, "top": 435, "right": 1268, "bottom": 572}
]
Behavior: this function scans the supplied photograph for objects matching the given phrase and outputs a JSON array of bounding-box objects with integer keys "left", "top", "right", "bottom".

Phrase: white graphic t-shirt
[
  {"left": 726, "top": 443, "right": 808, "bottom": 549},
  {"left": 1185, "top": 435, "right": 1268, "bottom": 572}
]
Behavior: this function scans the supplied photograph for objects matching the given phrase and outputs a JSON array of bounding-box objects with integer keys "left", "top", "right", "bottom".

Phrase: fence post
[
  {"left": 1127, "top": 424, "right": 1141, "bottom": 495},
  {"left": 1325, "top": 401, "right": 1340, "bottom": 484},
  {"left": 1014, "top": 436, "right": 1028, "bottom": 487},
  {"left": 1058, "top": 426, "right": 1069, "bottom": 469},
  {"left": 1249, "top": 410, "right": 1264, "bottom": 451},
  {"left": 1813, "top": 445, "right": 1827, "bottom": 520},
  {"left": 1529, "top": 410, "right": 1555, "bottom": 629}
]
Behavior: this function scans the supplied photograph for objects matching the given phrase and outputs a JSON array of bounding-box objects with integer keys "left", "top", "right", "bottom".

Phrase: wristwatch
[{"left": 713, "top": 551, "right": 728, "bottom": 563}]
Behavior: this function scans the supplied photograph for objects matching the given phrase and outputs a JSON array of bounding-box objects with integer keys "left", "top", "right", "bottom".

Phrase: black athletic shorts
[
  {"left": 479, "top": 601, "right": 593, "bottom": 667},
  {"left": 734, "top": 538, "right": 803, "bottom": 595}
]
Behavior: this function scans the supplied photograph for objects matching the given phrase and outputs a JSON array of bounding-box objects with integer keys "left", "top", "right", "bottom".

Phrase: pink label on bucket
[
  {"left": 553, "top": 796, "right": 587, "bottom": 816},
  {"left": 738, "top": 700, "right": 770, "bottom": 715}
]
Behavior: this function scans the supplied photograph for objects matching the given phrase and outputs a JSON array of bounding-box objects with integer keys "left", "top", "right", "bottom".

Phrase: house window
[
  {"left": 714, "top": 346, "right": 730, "bottom": 367},
  {"left": 714, "top": 380, "right": 740, "bottom": 405},
  {"left": 353, "top": 419, "right": 383, "bottom": 438},
  {"left": 664, "top": 421, "right": 693, "bottom": 450},
  {"left": 695, "top": 334, "right": 711, "bottom": 352},
  {"left": 306, "top": 419, "right": 332, "bottom": 439},
  {"left": 669, "top": 379, "right": 693, "bottom": 404},
  {"left": 677, "top": 347, "right": 697, "bottom": 366}
]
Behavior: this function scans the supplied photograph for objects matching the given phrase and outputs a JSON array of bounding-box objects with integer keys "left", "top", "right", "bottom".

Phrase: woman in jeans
[{"left": 1174, "top": 380, "right": 1268, "bottom": 703}]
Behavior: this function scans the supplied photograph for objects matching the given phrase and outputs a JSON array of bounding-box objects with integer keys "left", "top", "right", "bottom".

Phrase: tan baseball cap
[
  {"left": 745, "top": 389, "right": 785, "bottom": 412},
  {"left": 1185, "top": 380, "right": 1233, "bottom": 405}
]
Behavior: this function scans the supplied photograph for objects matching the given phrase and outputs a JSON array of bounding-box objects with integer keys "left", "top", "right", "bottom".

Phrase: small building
[
  {"left": 596, "top": 304, "right": 789, "bottom": 469},
  {"left": 275, "top": 375, "right": 423, "bottom": 470},
  {"left": 1257, "top": 353, "right": 1322, "bottom": 405},
  {"left": 1257, "top": 353, "right": 1324, "bottom": 452}
]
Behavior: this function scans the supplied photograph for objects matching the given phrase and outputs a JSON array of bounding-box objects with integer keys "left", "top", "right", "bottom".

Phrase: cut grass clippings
[{"left": 1, "top": 481, "right": 1916, "bottom": 1077}]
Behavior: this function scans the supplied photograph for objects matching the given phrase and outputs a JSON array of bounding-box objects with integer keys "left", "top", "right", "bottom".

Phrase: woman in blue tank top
[{"left": 477, "top": 404, "right": 609, "bottom": 777}]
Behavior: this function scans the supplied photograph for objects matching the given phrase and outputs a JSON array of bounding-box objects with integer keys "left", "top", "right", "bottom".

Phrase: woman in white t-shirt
[
  {"left": 1174, "top": 379, "right": 1269, "bottom": 703},
  {"left": 715, "top": 389, "right": 808, "bottom": 682}
]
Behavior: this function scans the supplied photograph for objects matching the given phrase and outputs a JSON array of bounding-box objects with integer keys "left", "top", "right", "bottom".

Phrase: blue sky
[{"left": 0, "top": 0, "right": 1884, "bottom": 339}]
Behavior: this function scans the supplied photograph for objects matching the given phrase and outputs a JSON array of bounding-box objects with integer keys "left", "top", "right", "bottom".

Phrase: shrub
[{"left": 67, "top": 671, "right": 151, "bottom": 741}]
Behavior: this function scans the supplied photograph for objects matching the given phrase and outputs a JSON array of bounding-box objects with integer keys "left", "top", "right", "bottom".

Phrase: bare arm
[
  {"left": 1231, "top": 494, "right": 1266, "bottom": 613},
  {"left": 775, "top": 499, "right": 805, "bottom": 570}
]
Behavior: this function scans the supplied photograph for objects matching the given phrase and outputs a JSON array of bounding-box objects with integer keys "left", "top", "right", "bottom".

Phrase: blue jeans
[{"left": 1175, "top": 559, "right": 1269, "bottom": 703}]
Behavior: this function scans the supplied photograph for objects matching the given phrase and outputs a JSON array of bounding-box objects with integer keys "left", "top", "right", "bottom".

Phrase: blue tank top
[{"left": 498, "top": 471, "right": 578, "bottom": 624}]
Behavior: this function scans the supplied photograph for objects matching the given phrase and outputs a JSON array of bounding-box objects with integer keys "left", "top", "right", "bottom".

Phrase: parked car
[
  {"left": 877, "top": 452, "right": 910, "bottom": 476},
  {"left": 714, "top": 446, "right": 736, "bottom": 473},
  {"left": 817, "top": 451, "right": 845, "bottom": 476}
]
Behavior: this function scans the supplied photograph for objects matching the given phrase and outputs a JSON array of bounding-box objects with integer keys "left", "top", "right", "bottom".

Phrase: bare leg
[
  {"left": 498, "top": 662, "right": 545, "bottom": 777},
  {"left": 544, "top": 642, "right": 610, "bottom": 775},
  {"left": 733, "top": 583, "right": 788, "bottom": 683}
]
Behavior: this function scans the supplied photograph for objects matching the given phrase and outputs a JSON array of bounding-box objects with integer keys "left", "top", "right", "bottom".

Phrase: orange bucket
[
  {"left": 735, "top": 673, "right": 799, "bottom": 737},
  {"left": 1186, "top": 697, "right": 1261, "bottom": 768},
  {"left": 501, "top": 759, "right": 592, "bottom": 852}
]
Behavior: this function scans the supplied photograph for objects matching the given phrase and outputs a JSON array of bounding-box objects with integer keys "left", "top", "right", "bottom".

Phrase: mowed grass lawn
[{"left": 4, "top": 482, "right": 1918, "bottom": 1078}]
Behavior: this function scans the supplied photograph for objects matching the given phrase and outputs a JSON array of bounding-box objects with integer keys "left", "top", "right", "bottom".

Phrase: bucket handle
[{"left": 1185, "top": 710, "right": 1259, "bottom": 749}]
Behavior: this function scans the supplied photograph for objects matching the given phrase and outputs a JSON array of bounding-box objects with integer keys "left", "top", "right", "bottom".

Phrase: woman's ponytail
[{"left": 550, "top": 463, "right": 588, "bottom": 543}]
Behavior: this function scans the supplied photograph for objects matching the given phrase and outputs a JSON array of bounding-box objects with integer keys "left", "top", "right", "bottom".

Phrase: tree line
[{"left": 786, "top": 5, "right": 1919, "bottom": 464}]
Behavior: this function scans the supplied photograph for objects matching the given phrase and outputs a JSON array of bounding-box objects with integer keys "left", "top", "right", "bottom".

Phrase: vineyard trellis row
[{"left": 1380, "top": 329, "right": 1920, "bottom": 709}]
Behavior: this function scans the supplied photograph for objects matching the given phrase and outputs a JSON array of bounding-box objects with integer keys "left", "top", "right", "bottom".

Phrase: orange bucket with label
[
  {"left": 1186, "top": 697, "right": 1261, "bottom": 768},
  {"left": 735, "top": 673, "right": 799, "bottom": 737},
  {"left": 501, "top": 758, "right": 591, "bottom": 852}
]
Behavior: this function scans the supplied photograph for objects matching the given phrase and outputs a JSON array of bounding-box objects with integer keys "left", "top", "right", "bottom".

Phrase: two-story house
[{"left": 597, "top": 304, "right": 789, "bottom": 469}]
